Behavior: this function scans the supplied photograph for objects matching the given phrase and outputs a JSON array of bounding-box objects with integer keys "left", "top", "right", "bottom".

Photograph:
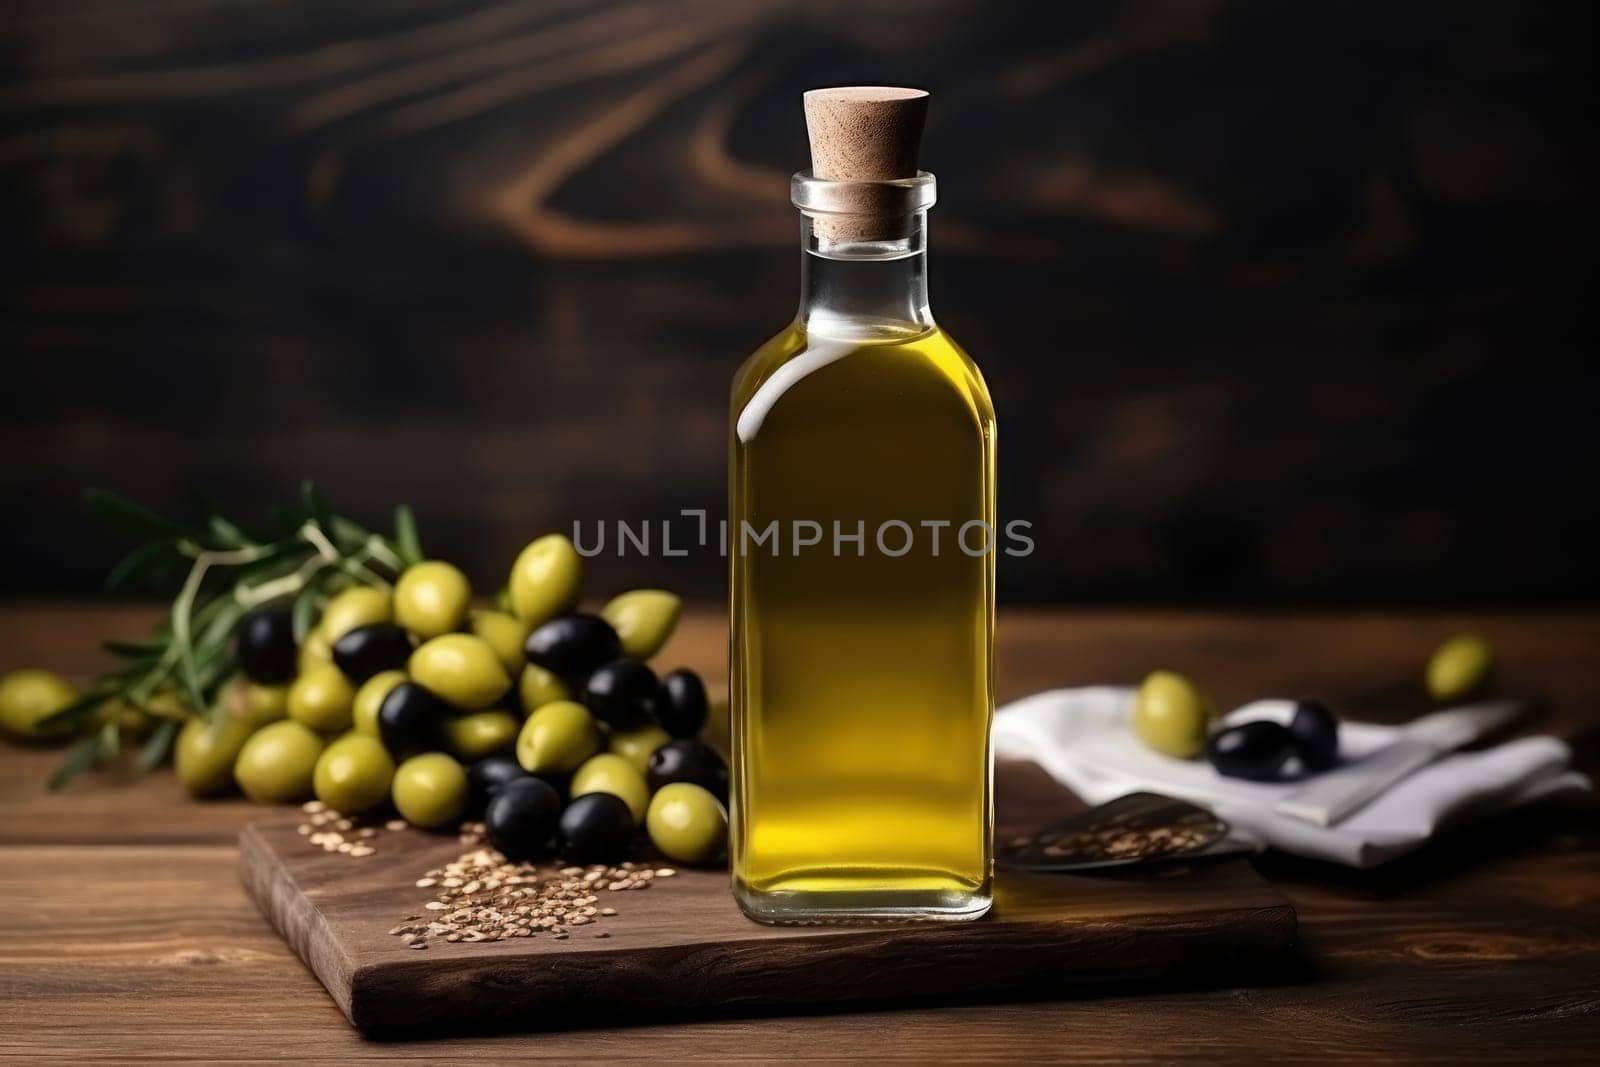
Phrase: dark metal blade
[{"left": 999, "top": 792, "right": 1237, "bottom": 872}]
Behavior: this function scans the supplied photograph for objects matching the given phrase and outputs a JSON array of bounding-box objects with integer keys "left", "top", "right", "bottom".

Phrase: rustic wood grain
[
  {"left": 238, "top": 810, "right": 1295, "bottom": 1033},
  {"left": 1, "top": 1, "right": 1595, "bottom": 605},
  {"left": 1, "top": 604, "right": 1597, "bottom": 1059}
]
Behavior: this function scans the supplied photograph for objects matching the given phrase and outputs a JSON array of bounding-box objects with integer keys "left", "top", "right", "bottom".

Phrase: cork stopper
[{"left": 801, "top": 86, "right": 929, "bottom": 241}]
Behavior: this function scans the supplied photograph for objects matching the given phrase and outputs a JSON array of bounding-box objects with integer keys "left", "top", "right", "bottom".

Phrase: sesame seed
[{"left": 387, "top": 848, "right": 661, "bottom": 948}]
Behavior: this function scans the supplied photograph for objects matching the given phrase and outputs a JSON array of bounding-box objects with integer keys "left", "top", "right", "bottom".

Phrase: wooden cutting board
[{"left": 240, "top": 798, "right": 1297, "bottom": 1034}]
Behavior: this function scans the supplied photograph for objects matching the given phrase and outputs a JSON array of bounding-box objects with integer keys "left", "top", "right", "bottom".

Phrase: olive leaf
[
  {"left": 96, "top": 719, "right": 121, "bottom": 762},
  {"left": 394, "top": 505, "right": 423, "bottom": 568},
  {"left": 104, "top": 540, "right": 181, "bottom": 593},
  {"left": 291, "top": 571, "right": 328, "bottom": 645},
  {"left": 47, "top": 734, "right": 104, "bottom": 792},
  {"left": 103, "top": 639, "right": 163, "bottom": 658},
  {"left": 206, "top": 514, "right": 249, "bottom": 549},
  {"left": 82, "top": 488, "right": 194, "bottom": 541},
  {"left": 300, "top": 478, "right": 333, "bottom": 532},
  {"left": 138, "top": 718, "right": 181, "bottom": 774}
]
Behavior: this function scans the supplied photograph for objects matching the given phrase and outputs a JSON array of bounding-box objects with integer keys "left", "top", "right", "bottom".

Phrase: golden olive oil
[{"left": 730, "top": 319, "right": 996, "bottom": 921}]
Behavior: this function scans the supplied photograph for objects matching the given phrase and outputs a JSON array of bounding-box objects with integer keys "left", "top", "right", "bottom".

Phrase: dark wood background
[{"left": 2, "top": 0, "right": 1594, "bottom": 603}]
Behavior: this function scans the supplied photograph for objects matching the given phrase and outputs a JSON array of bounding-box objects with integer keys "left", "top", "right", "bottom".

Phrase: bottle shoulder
[
  {"left": 929, "top": 325, "right": 994, "bottom": 424},
  {"left": 731, "top": 321, "right": 809, "bottom": 411},
  {"left": 731, "top": 321, "right": 993, "bottom": 445}
]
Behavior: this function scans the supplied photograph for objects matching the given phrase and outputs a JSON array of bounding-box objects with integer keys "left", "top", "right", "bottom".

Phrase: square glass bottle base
[{"left": 734, "top": 872, "right": 992, "bottom": 925}]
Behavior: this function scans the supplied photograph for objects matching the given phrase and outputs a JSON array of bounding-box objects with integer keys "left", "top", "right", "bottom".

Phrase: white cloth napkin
[{"left": 995, "top": 687, "right": 1590, "bottom": 868}]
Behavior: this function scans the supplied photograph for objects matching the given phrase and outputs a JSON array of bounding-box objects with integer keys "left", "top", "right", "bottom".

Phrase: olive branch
[{"left": 41, "top": 480, "right": 424, "bottom": 791}]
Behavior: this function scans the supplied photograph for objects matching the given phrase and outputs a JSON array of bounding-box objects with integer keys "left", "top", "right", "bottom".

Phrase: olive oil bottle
[{"left": 729, "top": 88, "right": 995, "bottom": 922}]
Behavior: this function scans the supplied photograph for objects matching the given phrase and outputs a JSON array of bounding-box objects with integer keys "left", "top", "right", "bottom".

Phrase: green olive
[
  {"left": 298, "top": 629, "right": 334, "bottom": 675},
  {"left": 233, "top": 720, "right": 326, "bottom": 803},
  {"left": 470, "top": 610, "right": 530, "bottom": 674},
  {"left": 508, "top": 534, "right": 583, "bottom": 625},
  {"left": 96, "top": 699, "right": 157, "bottom": 739},
  {"left": 518, "top": 664, "right": 571, "bottom": 713},
  {"left": 600, "top": 589, "right": 682, "bottom": 660},
  {"left": 1132, "top": 669, "right": 1214, "bottom": 759},
  {"left": 175, "top": 715, "right": 259, "bottom": 797},
  {"left": 609, "top": 723, "right": 671, "bottom": 773},
  {"left": 1426, "top": 634, "right": 1494, "bottom": 702},
  {"left": 516, "top": 699, "right": 600, "bottom": 775},
  {"left": 646, "top": 782, "right": 727, "bottom": 865},
  {"left": 287, "top": 665, "right": 356, "bottom": 733},
  {"left": 442, "top": 709, "right": 520, "bottom": 761},
  {"left": 313, "top": 733, "right": 396, "bottom": 814},
  {"left": 570, "top": 752, "right": 650, "bottom": 824},
  {"left": 391, "top": 752, "right": 468, "bottom": 828},
  {"left": 409, "top": 634, "right": 510, "bottom": 709},
  {"left": 143, "top": 691, "right": 195, "bottom": 721},
  {"left": 394, "top": 561, "right": 473, "bottom": 639},
  {"left": 352, "top": 669, "right": 406, "bottom": 738},
  {"left": 239, "top": 683, "right": 288, "bottom": 728},
  {"left": 132, "top": 691, "right": 197, "bottom": 740},
  {"left": 318, "top": 586, "right": 392, "bottom": 643},
  {"left": 493, "top": 585, "right": 513, "bottom": 613},
  {"left": 0, "top": 668, "right": 80, "bottom": 742},
  {"left": 217, "top": 675, "right": 288, "bottom": 729}
]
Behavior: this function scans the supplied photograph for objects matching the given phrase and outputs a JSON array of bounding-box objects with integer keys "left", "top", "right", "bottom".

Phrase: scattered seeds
[
  {"left": 388, "top": 847, "right": 661, "bottom": 950},
  {"left": 298, "top": 807, "right": 384, "bottom": 859}
]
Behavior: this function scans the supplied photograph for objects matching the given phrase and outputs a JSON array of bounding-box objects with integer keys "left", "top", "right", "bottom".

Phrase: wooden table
[{"left": 2, "top": 603, "right": 1596, "bottom": 1061}]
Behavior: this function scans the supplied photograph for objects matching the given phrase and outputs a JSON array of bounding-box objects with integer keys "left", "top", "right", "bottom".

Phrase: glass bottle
[{"left": 729, "top": 89, "right": 996, "bottom": 923}]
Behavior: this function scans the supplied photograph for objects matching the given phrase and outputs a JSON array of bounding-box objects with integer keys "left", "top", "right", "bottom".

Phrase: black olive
[
  {"left": 1287, "top": 700, "right": 1340, "bottom": 772},
  {"left": 486, "top": 776, "right": 563, "bottom": 861},
  {"left": 467, "top": 753, "right": 529, "bottom": 815},
  {"left": 377, "top": 681, "right": 449, "bottom": 754},
  {"left": 648, "top": 738, "right": 728, "bottom": 799},
  {"left": 583, "top": 659, "right": 659, "bottom": 730},
  {"left": 1206, "top": 721, "right": 1296, "bottom": 782},
  {"left": 331, "top": 623, "right": 414, "bottom": 683},
  {"left": 558, "top": 792, "right": 635, "bottom": 864},
  {"left": 524, "top": 613, "right": 622, "bottom": 681},
  {"left": 657, "top": 668, "right": 708, "bottom": 738},
  {"left": 236, "top": 605, "right": 296, "bottom": 685}
]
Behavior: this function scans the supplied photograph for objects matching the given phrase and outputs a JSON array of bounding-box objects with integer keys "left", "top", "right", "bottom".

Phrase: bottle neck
[{"left": 797, "top": 212, "right": 933, "bottom": 339}]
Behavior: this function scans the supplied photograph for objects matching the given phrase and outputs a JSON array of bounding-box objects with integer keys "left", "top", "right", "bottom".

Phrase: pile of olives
[{"left": 167, "top": 533, "right": 727, "bottom": 867}]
